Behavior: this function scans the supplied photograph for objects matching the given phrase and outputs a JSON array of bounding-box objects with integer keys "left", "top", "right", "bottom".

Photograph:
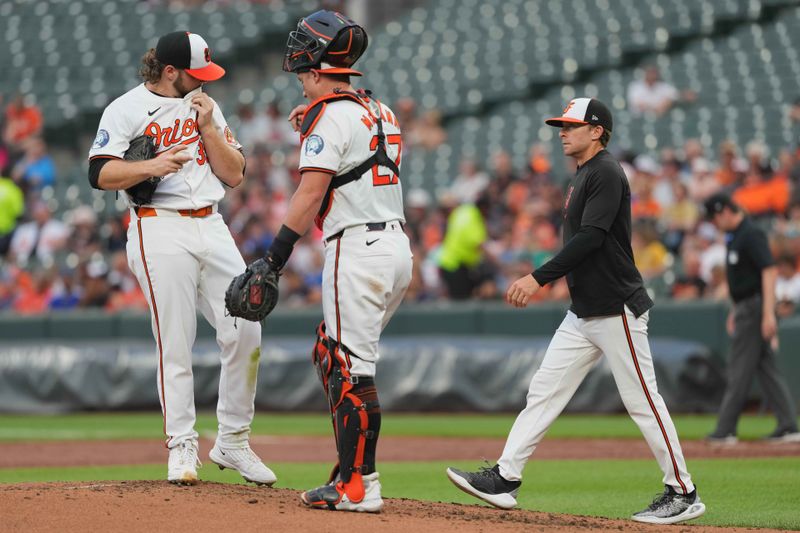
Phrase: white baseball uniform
[
  {"left": 299, "top": 96, "right": 412, "bottom": 377},
  {"left": 89, "top": 84, "right": 261, "bottom": 448}
]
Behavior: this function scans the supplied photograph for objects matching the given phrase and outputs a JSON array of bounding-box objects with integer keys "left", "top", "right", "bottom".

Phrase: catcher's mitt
[
  {"left": 225, "top": 258, "right": 280, "bottom": 322},
  {"left": 124, "top": 134, "right": 161, "bottom": 206}
]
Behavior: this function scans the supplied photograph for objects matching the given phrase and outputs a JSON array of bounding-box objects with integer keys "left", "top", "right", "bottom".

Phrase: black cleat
[
  {"left": 446, "top": 464, "right": 521, "bottom": 509},
  {"left": 632, "top": 485, "right": 706, "bottom": 524}
]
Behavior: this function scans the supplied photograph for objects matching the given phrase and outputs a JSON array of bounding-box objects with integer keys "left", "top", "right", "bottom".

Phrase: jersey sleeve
[
  {"left": 581, "top": 167, "right": 624, "bottom": 232},
  {"left": 299, "top": 111, "right": 346, "bottom": 175},
  {"left": 212, "top": 103, "right": 243, "bottom": 151},
  {"left": 88, "top": 103, "right": 135, "bottom": 160}
]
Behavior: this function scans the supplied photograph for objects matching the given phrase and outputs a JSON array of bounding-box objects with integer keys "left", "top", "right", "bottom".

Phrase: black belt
[{"left": 325, "top": 222, "right": 398, "bottom": 243}]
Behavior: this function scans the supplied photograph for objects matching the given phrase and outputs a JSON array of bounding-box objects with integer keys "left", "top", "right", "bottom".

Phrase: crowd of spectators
[{"left": 2, "top": 89, "right": 800, "bottom": 317}]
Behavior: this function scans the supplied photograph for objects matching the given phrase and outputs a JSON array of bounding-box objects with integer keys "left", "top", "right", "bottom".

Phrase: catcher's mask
[{"left": 283, "top": 10, "right": 368, "bottom": 76}]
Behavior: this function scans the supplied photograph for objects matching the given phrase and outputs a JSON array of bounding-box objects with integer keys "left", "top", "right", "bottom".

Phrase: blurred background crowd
[{"left": 2, "top": 0, "right": 800, "bottom": 317}]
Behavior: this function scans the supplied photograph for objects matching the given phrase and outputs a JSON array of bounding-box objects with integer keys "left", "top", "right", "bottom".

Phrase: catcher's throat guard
[{"left": 312, "top": 321, "right": 379, "bottom": 504}]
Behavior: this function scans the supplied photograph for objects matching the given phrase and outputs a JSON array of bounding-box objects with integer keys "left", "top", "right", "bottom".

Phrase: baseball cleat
[
  {"left": 446, "top": 464, "right": 521, "bottom": 510},
  {"left": 300, "top": 472, "right": 383, "bottom": 513},
  {"left": 705, "top": 432, "right": 738, "bottom": 446},
  {"left": 763, "top": 428, "right": 800, "bottom": 443},
  {"left": 209, "top": 443, "right": 277, "bottom": 486},
  {"left": 168, "top": 440, "right": 201, "bottom": 485},
  {"left": 631, "top": 485, "right": 706, "bottom": 525}
]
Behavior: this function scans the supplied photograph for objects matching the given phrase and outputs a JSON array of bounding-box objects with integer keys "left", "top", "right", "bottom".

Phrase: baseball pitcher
[{"left": 88, "top": 31, "right": 275, "bottom": 487}]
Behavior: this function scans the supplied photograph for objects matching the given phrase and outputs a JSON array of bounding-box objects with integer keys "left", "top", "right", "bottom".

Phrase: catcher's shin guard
[{"left": 311, "top": 322, "right": 381, "bottom": 504}]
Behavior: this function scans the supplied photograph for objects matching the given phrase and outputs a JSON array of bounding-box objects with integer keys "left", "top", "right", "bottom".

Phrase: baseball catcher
[{"left": 226, "top": 9, "right": 412, "bottom": 512}]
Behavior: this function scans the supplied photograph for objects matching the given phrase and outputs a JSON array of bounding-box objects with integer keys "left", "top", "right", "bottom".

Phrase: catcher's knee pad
[{"left": 311, "top": 321, "right": 359, "bottom": 411}]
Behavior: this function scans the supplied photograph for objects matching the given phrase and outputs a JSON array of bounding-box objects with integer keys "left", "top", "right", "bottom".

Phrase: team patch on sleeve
[
  {"left": 304, "top": 134, "right": 325, "bottom": 157},
  {"left": 224, "top": 126, "right": 237, "bottom": 145},
  {"left": 92, "top": 129, "right": 110, "bottom": 149}
]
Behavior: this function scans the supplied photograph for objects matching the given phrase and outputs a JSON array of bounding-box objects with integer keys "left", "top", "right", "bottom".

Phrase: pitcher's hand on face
[
  {"left": 506, "top": 274, "right": 541, "bottom": 308},
  {"left": 288, "top": 104, "right": 308, "bottom": 132},
  {"left": 191, "top": 93, "right": 216, "bottom": 131},
  {"left": 151, "top": 144, "right": 192, "bottom": 175}
]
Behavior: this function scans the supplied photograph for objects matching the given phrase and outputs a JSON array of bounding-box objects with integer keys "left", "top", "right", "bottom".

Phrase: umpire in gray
[{"left": 704, "top": 193, "right": 800, "bottom": 443}]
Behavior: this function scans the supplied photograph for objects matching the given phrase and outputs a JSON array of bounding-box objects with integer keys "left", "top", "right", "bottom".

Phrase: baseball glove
[
  {"left": 124, "top": 134, "right": 161, "bottom": 206},
  {"left": 225, "top": 258, "right": 280, "bottom": 322}
]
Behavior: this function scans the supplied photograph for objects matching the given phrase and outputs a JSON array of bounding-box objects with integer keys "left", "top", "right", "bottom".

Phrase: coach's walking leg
[
  {"left": 497, "top": 311, "right": 602, "bottom": 481},
  {"left": 589, "top": 307, "right": 694, "bottom": 494}
]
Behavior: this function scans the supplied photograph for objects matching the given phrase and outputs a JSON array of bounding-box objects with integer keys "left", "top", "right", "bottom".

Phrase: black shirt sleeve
[
  {"left": 88, "top": 158, "right": 111, "bottom": 190},
  {"left": 532, "top": 225, "right": 606, "bottom": 286},
  {"left": 580, "top": 168, "right": 623, "bottom": 231},
  {"left": 747, "top": 228, "right": 775, "bottom": 270}
]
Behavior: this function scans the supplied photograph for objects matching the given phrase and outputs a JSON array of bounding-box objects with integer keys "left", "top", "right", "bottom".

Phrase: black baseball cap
[
  {"left": 545, "top": 97, "right": 613, "bottom": 133},
  {"left": 155, "top": 31, "right": 225, "bottom": 81},
  {"left": 703, "top": 193, "right": 738, "bottom": 219}
]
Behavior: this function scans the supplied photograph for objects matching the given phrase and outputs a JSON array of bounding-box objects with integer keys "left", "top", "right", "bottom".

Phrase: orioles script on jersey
[{"left": 145, "top": 118, "right": 201, "bottom": 148}]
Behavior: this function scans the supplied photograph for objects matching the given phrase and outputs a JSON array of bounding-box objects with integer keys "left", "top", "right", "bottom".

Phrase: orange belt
[{"left": 135, "top": 206, "right": 214, "bottom": 218}]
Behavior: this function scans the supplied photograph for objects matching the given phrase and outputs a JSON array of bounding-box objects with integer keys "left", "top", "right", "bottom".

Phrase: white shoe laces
[{"left": 175, "top": 441, "right": 200, "bottom": 468}]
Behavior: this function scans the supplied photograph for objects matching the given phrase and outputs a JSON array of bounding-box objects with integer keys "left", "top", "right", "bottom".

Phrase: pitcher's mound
[{"left": 0, "top": 480, "right": 779, "bottom": 532}]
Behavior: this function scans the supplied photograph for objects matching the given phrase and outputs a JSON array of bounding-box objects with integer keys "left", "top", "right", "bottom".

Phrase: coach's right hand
[
  {"left": 149, "top": 145, "right": 192, "bottom": 176},
  {"left": 506, "top": 274, "right": 541, "bottom": 308}
]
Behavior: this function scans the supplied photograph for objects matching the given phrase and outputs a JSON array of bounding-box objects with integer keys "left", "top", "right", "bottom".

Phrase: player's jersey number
[
  {"left": 369, "top": 134, "right": 401, "bottom": 186},
  {"left": 196, "top": 140, "right": 207, "bottom": 166}
]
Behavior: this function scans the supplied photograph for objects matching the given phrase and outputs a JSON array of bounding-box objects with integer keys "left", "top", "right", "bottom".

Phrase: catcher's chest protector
[{"left": 300, "top": 90, "right": 400, "bottom": 228}]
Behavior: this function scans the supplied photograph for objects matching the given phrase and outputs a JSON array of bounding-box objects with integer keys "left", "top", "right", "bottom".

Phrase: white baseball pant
[
  {"left": 126, "top": 209, "right": 262, "bottom": 449},
  {"left": 322, "top": 221, "right": 413, "bottom": 377},
  {"left": 497, "top": 306, "right": 695, "bottom": 495}
]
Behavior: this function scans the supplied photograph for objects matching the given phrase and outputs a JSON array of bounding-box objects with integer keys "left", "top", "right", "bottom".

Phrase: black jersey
[
  {"left": 560, "top": 150, "right": 653, "bottom": 318},
  {"left": 725, "top": 217, "right": 774, "bottom": 302}
]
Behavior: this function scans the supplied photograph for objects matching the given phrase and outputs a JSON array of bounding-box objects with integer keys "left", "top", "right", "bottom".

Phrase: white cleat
[
  {"left": 209, "top": 443, "right": 277, "bottom": 486},
  {"left": 168, "top": 440, "right": 201, "bottom": 485}
]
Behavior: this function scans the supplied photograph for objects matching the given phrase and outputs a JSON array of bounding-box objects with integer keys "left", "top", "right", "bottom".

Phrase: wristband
[{"left": 266, "top": 225, "right": 301, "bottom": 270}]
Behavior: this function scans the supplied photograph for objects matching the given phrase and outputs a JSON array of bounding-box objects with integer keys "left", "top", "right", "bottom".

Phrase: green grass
[
  {"left": 1, "top": 458, "right": 798, "bottom": 530},
  {"left": 1, "top": 412, "right": 798, "bottom": 529},
  {"left": 0, "top": 412, "right": 793, "bottom": 441}
]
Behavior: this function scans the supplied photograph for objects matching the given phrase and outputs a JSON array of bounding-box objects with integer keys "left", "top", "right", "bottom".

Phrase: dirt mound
[{"left": 0, "top": 481, "right": 776, "bottom": 533}]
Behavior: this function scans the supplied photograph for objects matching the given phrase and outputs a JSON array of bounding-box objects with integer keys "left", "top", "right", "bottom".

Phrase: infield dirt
[{"left": 2, "top": 436, "right": 798, "bottom": 531}]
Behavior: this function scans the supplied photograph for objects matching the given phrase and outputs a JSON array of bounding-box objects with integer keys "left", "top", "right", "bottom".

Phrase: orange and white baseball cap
[
  {"left": 545, "top": 97, "right": 613, "bottom": 132},
  {"left": 156, "top": 31, "right": 225, "bottom": 81}
]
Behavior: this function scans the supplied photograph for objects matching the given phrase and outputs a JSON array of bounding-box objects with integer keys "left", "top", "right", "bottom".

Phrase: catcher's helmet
[{"left": 283, "top": 10, "right": 368, "bottom": 76}]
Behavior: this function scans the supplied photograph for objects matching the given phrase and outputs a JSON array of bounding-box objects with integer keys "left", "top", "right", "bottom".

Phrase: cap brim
[
  {"left": 315, "top": 67, "right": 363, "bottom": 76},
  {"left": 545, "top": 117, "right": 589, "bottom": 127},
  {"left": 185, "top": 62, "right": 226, "bottom": 81}
]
